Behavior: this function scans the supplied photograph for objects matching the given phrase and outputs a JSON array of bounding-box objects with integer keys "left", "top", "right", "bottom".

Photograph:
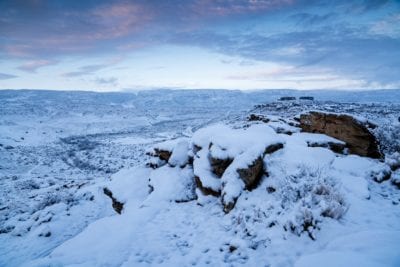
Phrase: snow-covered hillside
[{"left": 0, "top": 89, "right": 399, "bottom": 267}]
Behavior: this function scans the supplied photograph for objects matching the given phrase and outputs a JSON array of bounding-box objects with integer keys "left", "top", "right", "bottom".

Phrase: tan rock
[
  {"left": 300, "top": 112, "right": 382, "bottom": 158},
  {"left": 153, "top": 148, "right": 172, "bottom": 162}
]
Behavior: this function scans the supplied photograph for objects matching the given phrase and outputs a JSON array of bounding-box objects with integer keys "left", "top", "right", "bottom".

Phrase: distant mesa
[
  {"left": 278, "top": 96, "right": 315, "bottom": 101},
  {"left": 278, "top": 96, "right": 296, "bottom": 101},
  {"left": 299, "top": 96, "right": 314, "bottom": 101}
]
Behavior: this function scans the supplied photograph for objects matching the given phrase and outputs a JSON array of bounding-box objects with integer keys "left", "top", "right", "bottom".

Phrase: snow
[
  {"left": 168, "top": 140, "right": 190, "bottom": 167},
  {"left": 104, "top": 167, "right": 151, "bottom": 206},
  {"left": 1, "top": 89, "right": 400, "bottom": 267},
  {"left": 193, "top": 148, "right": 221, "bottom": 191},
  {"left": 147, "top": 165, "right": 195, "bottom": 204},
  {"left": 152, "top": 138, "right": 189, "bottom": 153},
  {"left": 193, "top": 123, "right": 283, "bottom": 160},
  {"left": 295, "top": 231, "right": 400, "bottom": 267}
]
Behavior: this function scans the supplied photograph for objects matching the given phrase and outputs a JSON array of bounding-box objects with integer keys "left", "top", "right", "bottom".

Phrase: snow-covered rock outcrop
[
  {"left": 27, "top": 111, "right": 400, "bottom": 267},
  {"left": 147, "top": 124, "right": 285, "bottom": 212}
]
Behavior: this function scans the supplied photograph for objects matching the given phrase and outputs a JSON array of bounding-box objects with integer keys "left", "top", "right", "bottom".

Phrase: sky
[{"left": 0, "top": 0, "right": 400, "bottom": 91}]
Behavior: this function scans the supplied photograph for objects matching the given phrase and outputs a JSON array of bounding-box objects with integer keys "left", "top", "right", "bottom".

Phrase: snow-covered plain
[{"left": 0, "top": 89, "right": 400, "bottom": 267}]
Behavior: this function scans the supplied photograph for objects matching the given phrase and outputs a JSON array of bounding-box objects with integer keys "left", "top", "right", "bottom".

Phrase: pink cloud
[
  {"left": 17, "top": 59, "right": 58, "bottom": 73},
  {"left": 192, "top": 0, "right": 295, "bottom": 17},
  {"left": 89, "top": 2, "right": 154, "bottom": 40}
]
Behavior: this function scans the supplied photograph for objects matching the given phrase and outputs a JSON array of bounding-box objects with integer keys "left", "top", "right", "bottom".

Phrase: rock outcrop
[
  {"left": 307, "top": 141, "right": 346, "bottom": 154},
  {"left": 152, "top": 148, "right": 172, "bottom": 162},
  {"left": 300, "top": 111, "right": 382, "bottom": 158},
  {"left": 210, "top": 157, "right": 233, "bottom": 177},
  {"left": 103, "top": 188, "right": 124, "bottom": 214},
  {"left": 237, "top": 156, "right": 264, "bottom": 190}
]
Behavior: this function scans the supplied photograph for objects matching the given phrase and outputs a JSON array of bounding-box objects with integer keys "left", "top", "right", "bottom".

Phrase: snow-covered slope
[{"left": 1, "top": 89, "right": 400, "bottom": 267}]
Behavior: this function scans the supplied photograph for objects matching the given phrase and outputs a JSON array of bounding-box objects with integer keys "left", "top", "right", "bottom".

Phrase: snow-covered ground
[{"left": 0, "top": 89, "right": 400, "bottom": 267}]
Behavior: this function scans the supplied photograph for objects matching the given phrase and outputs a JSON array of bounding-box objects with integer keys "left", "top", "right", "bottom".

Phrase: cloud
[
  {"left": 0, "top": 72, "right": 18, "bottom": 80},
  {"left": 290, "top": 12, "right": 336, "bottom": 26},
  {"left": 63, "top": 64, "right": 108, "bottom": 77},
  {"left": 94, "top": 77, "right": 118, "bottom": 86},
  {"left": 17, "top": 59, "right": 58, "bottom": 73},
  {"left": 0, "top": 1, "right": 153, "bottom": 59},
  {"left": 169, "top": 24, "right": 400, "bottom": 85},
  {"left": 191, "top": 0, "right": 294, "bottom": 16},
  {"left": 1, "top": 0, "right": 399, "bottom": 89},
  {"left": 63, "top": 56, "right": 123, "bottom": 77},
  {"left": 370, "top": 13, "right": 400, "bottom": 38}
]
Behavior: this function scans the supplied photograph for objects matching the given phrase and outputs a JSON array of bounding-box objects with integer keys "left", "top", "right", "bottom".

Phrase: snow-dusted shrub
[
  {"left": 375, "top": 123, "right": 400, "bottom": 154},
  {"left": 33, "top": 190, "right": 82, "bottom": 213},
  {"left": 391, "top": 171, "right": 400, "bottom": 189},
  {"left": 385, "top": 152, "right": 400, "bottom": 171},
  {"left": 281, "top": 166, "right": 347, "bottom": 239},
  {"left": 370, "top": 165, "right": 392, "bottom": 183},
  {"left": 230, "top": 165, "right": 347, "bottom": 241},
  {"left": 17, "top": 179, "right": 40, "bottom": 190}
]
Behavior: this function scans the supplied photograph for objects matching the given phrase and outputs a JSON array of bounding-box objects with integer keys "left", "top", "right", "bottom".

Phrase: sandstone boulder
[
  {"left": 300, "top": 111, "right": 382, "bottom": 158},
  {"left": 237, "top": 156, "right": 264, "bottom": 190},
  {"left": 210, "top": 157, "right": 233, "bottom": 177}
]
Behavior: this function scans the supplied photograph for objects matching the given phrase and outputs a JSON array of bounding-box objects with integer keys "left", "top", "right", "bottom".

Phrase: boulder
[
  {"left": 264, "top": 143, "right": 284, "bottom": 154},
  {"left": 300, "top": 111, "right": 382, "bottom": 158},
  {"left": 195, "top": 176, "right": 221, "bottom": 197},
  {"left": 307, "top": 141, "right": 346, "bottom": 154},
  {"left": 153, "top": 148, "right": 172, "bottom": 162},
  {"left": 210, "top": 157, "right": 233, "bottom": 177},
  {"left": 237, "top": 156, "right": 264, "bottom": 190}
]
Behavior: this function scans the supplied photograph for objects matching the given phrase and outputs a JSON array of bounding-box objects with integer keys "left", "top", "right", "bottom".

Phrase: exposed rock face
[
  {"left": 222, "top": 195, "right": 236, "bottom": 213},
  {"left": 153, "top": 149, "right": 172, "bottom": 162},
  {"left": 307, "top": 141, "right": 346, "bottom": 154},
  {"left": 264, "top": 143, "right": 284, "bottom": 154},
  {"left": 248, "top": 114, "right": 270, "bottom": 123},
  {"left": 195, "top": 176, "right": 221, "bottom": 197},
  {"left": 300, "top": 111, "right": 382, "bottom": 158},
  {"left": 210, "top": 157, "right": 233, "bottom": 177},
  {"left": 103, "top": 188, "right": 124, "bottom": 214},
  {"left": 237, "top": 157, "right": 264, "bottom": 190}
]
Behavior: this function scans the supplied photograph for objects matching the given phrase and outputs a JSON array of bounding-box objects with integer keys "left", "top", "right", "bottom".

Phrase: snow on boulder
[
  {"left": 193, "top": 148, "right": 222, "bottom": 196},
  {"left": 147, "top": 138, "right": 190, "bottom": 168},
  {"left": 300, "top": 111, "right": 382, "bottom": 158},
  {"left": 296, "top": 132, "right": 346, "bottom": 154},
  {"left": 103, "top": 167, "right": 151, "bottom": 213},
  {"left": 221, "top": 153, "right": 264, "bottom": 213},
  {"left": 168, "top": 140, "right": 190, "bottom": 167},
  {"left": 146, "top": 165, "right": 196, "bottom": 204},
  {"left": 193, "top": 124, "right": 285, "bottom": 212}
]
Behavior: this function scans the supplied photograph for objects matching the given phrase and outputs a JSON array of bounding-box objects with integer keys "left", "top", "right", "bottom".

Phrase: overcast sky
[{"left": 0, "top": 0, "right": 399, "bottom": 91}]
